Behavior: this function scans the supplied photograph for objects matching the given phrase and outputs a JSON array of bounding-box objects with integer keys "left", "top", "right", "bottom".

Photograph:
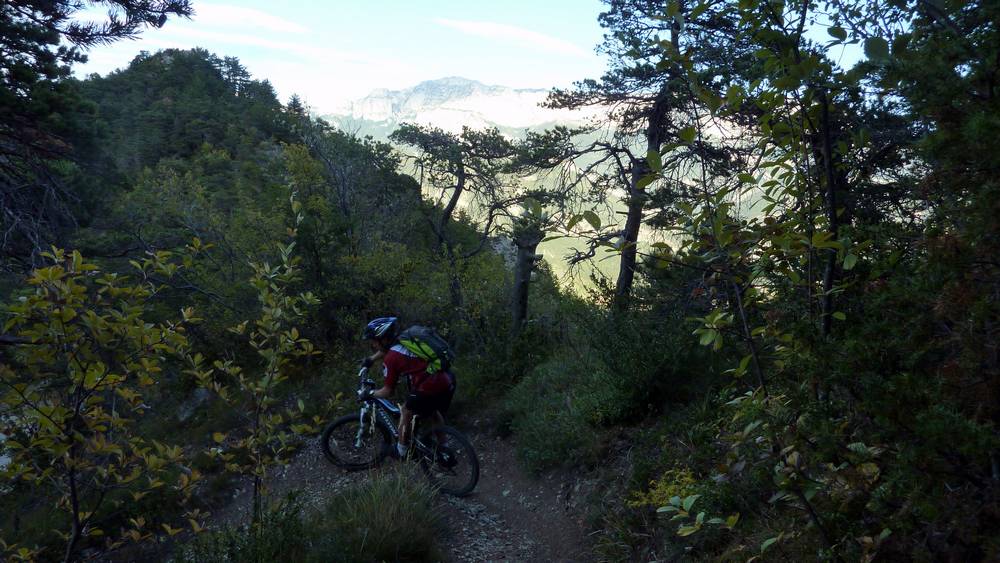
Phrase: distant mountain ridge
[{"left": 321, "top": 77, "right": 597, "bottom": 137}]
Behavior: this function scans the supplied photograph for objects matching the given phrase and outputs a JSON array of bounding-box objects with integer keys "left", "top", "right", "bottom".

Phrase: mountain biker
[{"left": 360, "top": 317, "right": 455, "bottom": 459}]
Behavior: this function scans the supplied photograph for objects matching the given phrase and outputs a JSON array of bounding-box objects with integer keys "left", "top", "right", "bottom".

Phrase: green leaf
[
  {"left": 774, "top": 75, "right": 799, "bottom": 90},
  {"left": 677, "top": 524, "right": 701, "bottom": 537},
  {"left": 583, "top": 210, "right": 602, "bottom": 230},
  {"left": 786, "top": 451, "right": 801, "bottom": 467},
  {"left": 738, "top": 354, "right": 752, "bottom": 373},
  {"left": 811, "top": 231, "right": 842, "bottom": 249},
  {"left": 689, "top": 1, "right": 709, "bottom": 19},
  {"left": 864, "top": 37, "right": 890, "bottom": 61},
  {"left": 526, "top": 198, "right": 542, "bottom": 217},
  {"left": 730, "top": 354, "right": 753, "bottom": 377},
  {"left": 847, "top": 442, "right": 869, "bottom": 455},
  {"left": 679, "top": 126, "right": 697, "bottom": 144},
  {"left": 566, "top": 214, "right": 583, "bottom": 231},
  {"left": 647, "top": 149, "right": 663, "bottom": 172},
  {"left": 843, "top": 253, "right": 858, "bottom": 270},
  {"left": 725, "top": 84, "right": 744, "bottom": 108},
  {"left": 682, "top": 494, "right": 701, "bottom": 512},
  {"left": 703, "top": 91, "right": 723, "bottom": 113},
  {"left": 698, "top": 329, "right": 717, "bottom": 346},
  {"left": 743, "top": 420, "right": 762, "bottom": 435},
  {"left": 827, "top": 26, "right": 847, "bottom": 41},
  {"left": 637, "top": 173, "right": 657, "bottom": 189},
  {"left": 761, "top": 536, "right": 780, "bottom": 552},
  {"left": 832, "top": 311, "right": 847, "bottom": 321}
]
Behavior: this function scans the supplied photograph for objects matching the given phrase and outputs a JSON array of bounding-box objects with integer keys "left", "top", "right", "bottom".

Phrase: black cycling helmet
[{"left": 363, "top": 317, "right": 399, "bottom": 340}]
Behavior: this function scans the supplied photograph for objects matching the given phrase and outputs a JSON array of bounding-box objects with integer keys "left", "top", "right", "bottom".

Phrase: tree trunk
[
  {"left": 447, "top": 249, "right": 464, "bottom": 312},
  {"left": 430, "top": 166, "right": 467, "bottom": 314},
  {"left": 253, "top": 474, "right": 263, "bottom": 525},
  {"left": 818, "top": 90, "right": 841, "bottom": 338},
  {"left": 63, "top": 467, "right": 81, "bottom": 563},
  {"left": 613, "top": 88, "right": 672, "bottom": 311},
  {"left": 511, "top": 223, "right": 545, "bottom": 336},
  {"left": 439, "top": 167, "right": 465, "bottom": 240},
  {"left": 613, "top": 167, "right": 646, "bottom": 311}
]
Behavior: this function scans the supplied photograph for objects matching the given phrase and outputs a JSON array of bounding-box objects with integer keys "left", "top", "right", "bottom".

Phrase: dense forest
[{"left": 2, "top": 0, "right": 999, "bottom": 561}]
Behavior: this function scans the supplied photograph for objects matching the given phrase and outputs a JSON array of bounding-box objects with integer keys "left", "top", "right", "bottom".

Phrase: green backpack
[{"left": 398, "top": 325, "right": 454, "bottom": 374}]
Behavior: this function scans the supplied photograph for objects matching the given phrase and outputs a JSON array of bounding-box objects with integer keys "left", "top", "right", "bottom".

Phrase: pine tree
[{"left": 0, "top": 0, "right": 192, "bottom": 268}]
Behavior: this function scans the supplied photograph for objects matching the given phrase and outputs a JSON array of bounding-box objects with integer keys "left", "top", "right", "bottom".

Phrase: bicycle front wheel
[
  {"left": 320, "top": 412, "right": 391, "bottom": 470},
  {"left": 418, "top": 426, "right": 479, "bottom": 497}
]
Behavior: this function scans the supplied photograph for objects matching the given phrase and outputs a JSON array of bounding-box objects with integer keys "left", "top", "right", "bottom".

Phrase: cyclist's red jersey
[{"left": 383, "top": 344, "right": 452, "bottom": 395}]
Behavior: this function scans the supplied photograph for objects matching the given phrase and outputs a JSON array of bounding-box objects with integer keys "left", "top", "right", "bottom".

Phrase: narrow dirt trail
[
  {"left": 215, "top": 428, "right": 595, "bottom": 562},
  {"left": 435, "top": 431, "right": 593, "bottom": 562}
]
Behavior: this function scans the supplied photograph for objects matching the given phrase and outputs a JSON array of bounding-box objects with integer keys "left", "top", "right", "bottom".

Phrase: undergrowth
[{"left": 174, "top": 468, "right": 442, "bottom": 563}]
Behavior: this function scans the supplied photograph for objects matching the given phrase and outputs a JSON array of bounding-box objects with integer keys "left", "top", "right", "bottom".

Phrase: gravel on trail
[{"left": 214, "top": 428, "right": 596, "bottom": 562}]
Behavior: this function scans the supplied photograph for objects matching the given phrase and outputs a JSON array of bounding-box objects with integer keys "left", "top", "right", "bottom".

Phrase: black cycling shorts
[{"left": 404, "top": 374, "right": 456, "bottom": 417}]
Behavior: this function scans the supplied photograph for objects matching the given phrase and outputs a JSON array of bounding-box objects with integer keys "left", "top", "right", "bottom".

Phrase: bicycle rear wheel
[
  {"left": 417, "top": 426, "right": 479, "bottom": 497},
  {"left": 320, "top": 412, "right": 391, "bottom": 470}
]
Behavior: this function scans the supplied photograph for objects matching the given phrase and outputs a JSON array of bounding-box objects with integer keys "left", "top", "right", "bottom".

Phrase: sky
[{"left": 74, "top": 0, "right": 610, "bottom": 113}]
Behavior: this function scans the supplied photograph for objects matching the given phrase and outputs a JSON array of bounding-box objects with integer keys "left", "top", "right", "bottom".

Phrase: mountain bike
[{"left": 320, "top": 367, "right": 479, "bottom": 497}]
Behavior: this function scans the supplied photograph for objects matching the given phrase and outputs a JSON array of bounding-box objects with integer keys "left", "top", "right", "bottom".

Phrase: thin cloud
[
  {"left": 162, "top": 27, "right": 369, "bottom": 63},
  {"left": 193, "top": 3, "right": 309, "bottom": 34},
  {"left": 434, "top": 18, "right": 589, "bottom": 57}
]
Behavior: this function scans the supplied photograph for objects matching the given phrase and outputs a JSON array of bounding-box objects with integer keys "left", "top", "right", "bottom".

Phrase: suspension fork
[
  {"left": 354, "top": 403, "right": 370, "bottom": 448},
  {"left": 359, "top": 401, "right": 402, "bottom": 443}
]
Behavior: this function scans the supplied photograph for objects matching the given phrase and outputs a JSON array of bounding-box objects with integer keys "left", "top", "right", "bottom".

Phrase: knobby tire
[
  {"left": 320, "top": 412, "right": 391, "bottom": 470},
  {"left": 418, "top": 426, "right": 479, "bottom": 497}
]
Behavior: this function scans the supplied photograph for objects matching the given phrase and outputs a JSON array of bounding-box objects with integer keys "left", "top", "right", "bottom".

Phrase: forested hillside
[{"left": 2, "top": 0, "right": 999, "bottom": 561}]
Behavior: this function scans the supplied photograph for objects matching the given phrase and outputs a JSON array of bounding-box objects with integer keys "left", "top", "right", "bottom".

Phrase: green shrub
[
  {"left": 626, "top": 466, "right": 698, "bottom": 509},
  {"left": 504, "top": 352, "right": 603, "bottom": 470},
  {"left": 174, "top": 494, "right": 312, "bottom": 563},
  {"left": 176, "top": 471, "right": 443, "bottom": 562},
  {"left": 503, "top": 305, "right": 718, "bottom": 472},
  {"left": 318, "top": 467, "right": 444, "bottom": 563}
]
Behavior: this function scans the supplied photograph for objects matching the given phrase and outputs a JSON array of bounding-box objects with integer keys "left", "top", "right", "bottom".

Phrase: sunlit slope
[{"left": 324, "top": 77, "right": 620, "bottom": 290}]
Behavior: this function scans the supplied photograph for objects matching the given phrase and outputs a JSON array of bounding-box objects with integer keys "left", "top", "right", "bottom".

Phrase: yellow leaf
[{"left": 859, "top": 462, "right": 881, "bottom": 482}]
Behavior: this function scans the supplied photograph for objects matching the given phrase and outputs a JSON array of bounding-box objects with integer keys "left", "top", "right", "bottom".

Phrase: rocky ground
[{"left": 216, "top": 426, "right": 597, "bottom": 562}]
